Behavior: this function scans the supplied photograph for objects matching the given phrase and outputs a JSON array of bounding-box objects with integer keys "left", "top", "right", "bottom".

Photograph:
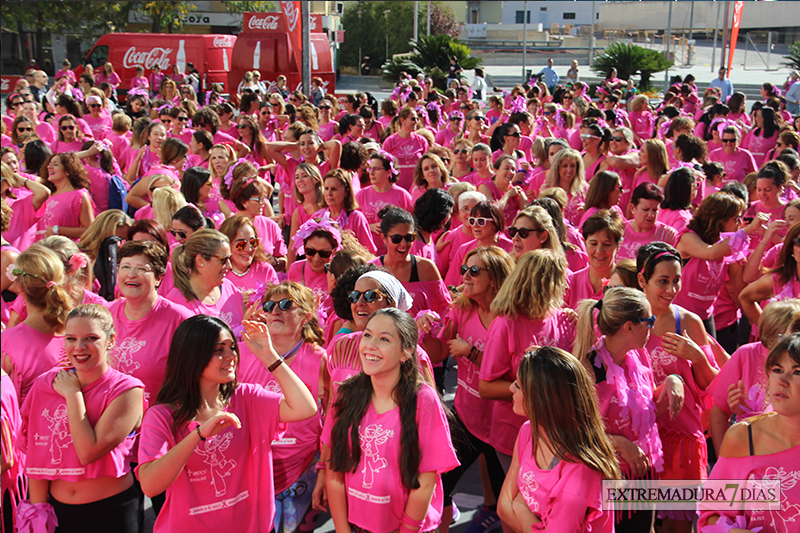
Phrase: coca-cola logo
[
  {"left": 213, "top": 36, "right": 233, "bottom": 48},
  {"left": 1, "top": 78, "right": 9, "bottom": 92},
  {"left": 248, "top": 14, "right": 280, "bottom": 31},
  {"left": 282, "top": 1, "right": 299, "bottom": 32},
  {"left": 309, "top": 16, "right": 317, "bottom": 31},
  {"left": 123, "top": 47, "right": 173, "bottom": 70}
]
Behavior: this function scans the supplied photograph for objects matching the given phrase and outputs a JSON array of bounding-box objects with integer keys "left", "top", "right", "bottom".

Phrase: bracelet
[
  {"left": 400, "top": 513, "right": 425, "bottom": 533},
  {"left": 668, "top": 373, "right": 685, "bottom": 384},
  {"left": 315, "top": 460, "right": 326, "bottom": 471},
  {"left": 268, "top": 356, "right": 284, "bottom": 372},
  {"left": 195, "top": 424, "right": 207, "bottom": 442},
  {"left": 23, "top": 179, "right": 30, "bottom": 189}
]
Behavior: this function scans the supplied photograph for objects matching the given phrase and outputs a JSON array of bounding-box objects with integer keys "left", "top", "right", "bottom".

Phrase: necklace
[{"left": 229, "top": 264, "right": 251, "bottom": 277}]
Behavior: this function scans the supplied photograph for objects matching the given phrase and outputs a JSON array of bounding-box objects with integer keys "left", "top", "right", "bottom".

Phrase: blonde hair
[
  {"left": 538, "top": 187, "right": 568, "bottom": 210},
  {"left": 413, "top": 153, "right": 452, "bottom": 189},
  {"left": 544, "top": 148, "right": 587, "bottom": 197},
  {"left": 492, "top": 249, "right": 567, "bottom": 319},
  {"left": 455, "top": 246, "right": 515, "bottom": 311},
  {"left": 293, "top": 162, "right": 325, "bottom": 207},
  {"left": 152, "top": 187, "right": 187, "bottom": 230},
  {"left": 573, "top": 287, "right": 650, "bottom": 363},
  {"left": 38, "top": 236, "right": 90, "bottom": 293},
  {"left": 14, "top": 245, "right": 73, "bottom": 330},
  {"left": 263, "top": 282, "right": 324, "bottom": 346},
  {"left": 78, "top": 209, "right": 132, "bottom": 261},
  {"left": 760, "top": 299, "right": 800, "bottom": 350},
  {"left": 67, "top": 304, "right": 116, "bottom": 345},
  {"left": 171, "top": 229, "right": 230, "bottom": 302},
  {"left": 513, "top": 207, "right": 564, "bottom": 255}
]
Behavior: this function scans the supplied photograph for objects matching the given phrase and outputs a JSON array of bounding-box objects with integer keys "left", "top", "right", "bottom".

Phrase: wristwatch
[{"left": 53, "top": 225, "right": 60, "bottom": 235}]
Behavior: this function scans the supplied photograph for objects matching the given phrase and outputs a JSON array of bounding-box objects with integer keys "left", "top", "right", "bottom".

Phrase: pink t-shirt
[
  {"left": 36, "top": 188, "right": 93, "bottom": 242},
  {"left": 434, "top": 127, "right": 459, "bottom": 150},
  {"left": 707, "top": 147, "right": 758, "bottom": 184},
  {"left": 1, "top": 373, "right": 24, "bottom": 520},
  {"left": 287, "top": 260, "right": 328, "bottom": 298},
  {"left": 1, "top": 323, "right": 68, "bottom": 406},
  {"left": 106, "top": 297, "right": 193, "bottom": 402},
  {"left": 480, "top": 312, "right": 576, "bottom": 455},
  {"left": 382, "top": 133, "right": 430, "bottom": 191},
  {"left": 136, "top": 384, "right": 283, "bottom": 533},
  {"left": 355, "top": 185, "right": 413, "bottom": 255},
  {"left": 5, "top": 188, "right": 40, "bottom": 250},
  {"left": 35, "top": 122, "right": 56, "bottom": 144},
  {"left": 314, "top": 208, "right": 377, "bottom": 254},
  {"left": 438, "top": 305, "right": 494, "bottom": 443},
  {"left": 515, "top": 421, "right": 612, "bottom": 533},
  {"left": 710, "top": 342, "right": 771, "bottom": 418},
  {"left": 104, "top": 131, "right": 132, "bottom": 171},
  {"left": 657, "top": 208, "right": 692, "bottom": 235},
  {"left": 320, "top": 384, "right": 459, "bottom": 533},
  {"left": 740, "top": 129, "right": 778, "bottom": 165},
  {"left": 697, "top": 447, "right": 800, "bottom": 533},
  {"left": 672, "top": 232, "right": 728, "bottom": 320},
  {"left": 564, "top": 267, "right": 604, "bottom": 311},
  {"left": 51, "top": 139, "right": 86, "bottom": 154},
  {"left": 629, "top": 111, "right": 654, "bottom": 143},
  {"left": 617, "top": 221, "right": 678, "bottom": 261},
  {"left": 436, "top": 226, "right": 474, "bottom": 279},
  {"left": 578, "top": 205, "right": 625, "bottom": 233},
  {"left": 478, "top": 179, "right": 523, "bottom": 230},
  {"left": 224, "top": 261, "right": 279, "bottom": 296},
  {"left": 83, "top": 114, "right": 113, "bottom": 139},
  {"left": 318, "top": 122, "right": 337, "bottom": 142},
  {"left": 250, "top": 215, "right": 287, "bottom": 259},
  {"left": 165, "top": 279, "right": 244, "bottom": 328},
  {"left": 85, "top": 166, "right": 112, "bottom": 213},
  {"left": 20, "top": 367, "right": 143, "bottom": 481}
]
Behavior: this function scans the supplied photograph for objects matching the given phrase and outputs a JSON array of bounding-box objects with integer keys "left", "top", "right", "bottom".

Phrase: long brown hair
[
  {"left": 687, "top": 192, "right": 744, "bottom": 244},
  {"left": 771, "top": 223, "right": 800, "bottom": 287}
]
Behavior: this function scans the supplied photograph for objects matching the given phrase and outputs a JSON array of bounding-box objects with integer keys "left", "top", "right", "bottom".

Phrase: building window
[
  {"left": 515, "top": 10, "right": 531, "bottom": 24},
  {"left": 563, "top": 13, "right": 576, "bottom": 20},
  {"left": 540, "top": 7, "right": 547, "bottom": 11}
]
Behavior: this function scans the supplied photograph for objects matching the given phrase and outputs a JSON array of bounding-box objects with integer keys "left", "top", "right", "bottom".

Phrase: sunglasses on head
[
  {"left": 60, "top": 125, "right": 75, "bottom": 131},
  {"left": 580, "top": 134, "right": 600, "bottom": 140},
  {"left": 460, "top": 265, "right": 487, "bottom": 277},
  {"left": 234, "top": 237, "right": 259, "bottom": 251},
  {"left": 388, "top": 233, "right": 415, "bottom": 244},
  {"left": 262, "top": 298, "right": 294, "bottom": 313},
  {"left": 468, "top": 217, "right": 491, "bottom": 227},
  {"left": 347, "top": 289, "right": 390, "bottom": 304},
  {"left": 169, "top": 229, "right": 187, "bottom": 239},
  {"left": 508, "top": 226, "right": 539, "bottom": 239},
  {"left": 304, "top": 247, "right": 332, "bottom": 259}
]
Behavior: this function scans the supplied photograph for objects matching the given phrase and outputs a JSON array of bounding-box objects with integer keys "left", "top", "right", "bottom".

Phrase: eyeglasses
[
  {"left": 441, "top": 157, "right": 451, "bottom": 164},
  {"left": 319, "top": 105, "right": 331, "bottom": 110},
  {"left": 181, "top": 90, "right": 191, "bottom": 95},
  {"left": 634, "top": 315, "right": 657, "bottom": 328},
  {"left": 347, "top": 289, "right": 390, "bottom": 304},
  {"left": 262, "top": 298, "right": 295, "bottom": 313},
  {"left": 237, "top": 123, "right": 251, "bottom": 129},
  {"left": 169, "top": 229, "right": 187, "bottom": 239},
  {"left": 234, "top": 237, "right": 260, "bottom": 251},
  {"left": 119, "top": 264, "right": 154, "bottom": 276},
  {"left": 508, "top": 226, "right": 540, "bottom": 239},
  {"left": 610, "top": 136, "right": 626, "bottom": 142},
  {"left": 16, "top": 127, "right": 33, "bottom": 133},
  {"left": 89, "top": 104, "right": 102, "bottom": 109},
  {"left": 460, "top": 265, "right": 488, "bottom": 277},
  {"left": 247, "top": 196, "right": 266, "bottom": 204},
  {"left": 10, "top": 102, "right": 22, "bottom": 107},
  {"left": 304, "top": 247, "right": 332, "bottom": 259},
  {"left": 468, "top": 217, "right": 492, "bottom": 227},
  {"left": 721, "top": 138, "right": 737, "bottom": 143},
  {"left": 580, "top": 134, "right": 600, "bottom": 140},
  {"left": 388, "top": 233, "right": 415, "bottom": 244},
  {"left": 543, "top": 112, "right": 551, "bottom": 116},
  {"left": 562, "top": 95, "right": 573, "bottom": 100},
  {"left": 453, "top": 149, "right": 468, "bottom": 155},
  {"left": 505, "top": 131, "right": 521, "bottom": 138},
  {"left": 212, "top": 254, "right": 232, "bottom": 265},
  {"left": 176, "top": 116, "right": 189, "bottom": 122},
  {"left": 60, "top": 125, "right": 75, "bottom": 131}
]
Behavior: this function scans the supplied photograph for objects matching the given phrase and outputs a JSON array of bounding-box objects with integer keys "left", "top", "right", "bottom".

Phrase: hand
[
  {"left": 659, "top": 375, "right": 685, "bottom": 420},
  {"left": 616, "top": 437, "right": 650, "bottom": 479},
  {"left": 241, "top": 320, "right": 280, "bottom": 366},
  {"left": 661, "top": 331, "right": 703, "bottom": 364},
  {"left": 763, "top": 219, "right": 787, "bottom": 243},
  {"left": 53, "top": 369, "right": 82, "bottom": 398},
  {"left": 88, "top": 142, "right": 104, "bottom": 156},
  {"left": 727, "top": 380, "right": 747, "bottom": 416},
  {"left": 44, "top": 226, "right": 57, "bottom": 238},
  {"left": 369, "top": 222, "right": 381, "bottom": 234},
  {"left": 242, "top": 298, "right": 261, "bottom": 322},
  {"left": 136, "top": 146, "right": 147, "bottom": 160},
  {"left": 447, "top": 336, "right": 471, "bottom": 358},
  {"left": 562, "top": 308, "right": 578, "bottom": 327},
  {"left": 198, "top": 411, "right": 241, "bottom": 440},
  {"left": 744, "top": 212, "right": 770, "bottom": 235},
  {"left": 312, "top": 469, "right": 328, "bottom": 512},
  {"left": 415, "top": 311, "right": 440, "bottom": 337},
  {"left": 242, "top": 289, "right": 255, "bottom": 309}
]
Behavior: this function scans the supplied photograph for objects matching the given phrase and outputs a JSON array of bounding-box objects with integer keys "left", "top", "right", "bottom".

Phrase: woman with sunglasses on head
[
  {"left": 320, "top": 308, "right": 458, "bottom": 533},
  {"left": 220, "top": 215, "right": 278, "bottom": 302},
  {"left": 136, "top": 313, "right": 316, "bottom": 533},
  {"left": 636, "top": 243, "right": 718, "bottom": 533},
  {"left": 37, "top": 152, "right": 95, "bottom": 241},
  {"left": 574, "top": 286, "right": 684, "bottom": 533},
  {"left": 498, "top": 346, "right": 621, "bottom": 533},
  {"left": 229, "top": 171, "right": 285, "bottom": 270},
  {"left": 382, "top": 107, "right": 430, "bottom": 191},
  {"left": 699, "top": 332, "right": 800, "bottom": 533},
  {"left": 430, "top": 246, "right": 515, "bottom": 533},
  {"left": 239, "top": 282, "right": 329, "bottom": 533},
  {"left": 479, "top": 249, "right": 576, "bottom": 469},
  {"left": 445, "top": 201, "right": 512, "bottom": 287}
]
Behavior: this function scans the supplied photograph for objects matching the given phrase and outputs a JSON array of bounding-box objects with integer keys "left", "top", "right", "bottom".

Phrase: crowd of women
[{"left": 1, "top": 62, "right": 800, "bottom": 533}]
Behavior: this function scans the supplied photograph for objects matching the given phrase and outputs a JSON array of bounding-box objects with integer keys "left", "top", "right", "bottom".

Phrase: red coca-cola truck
[
  {"left": 230, "top": 11, "right": 335, "bottom": 96},
  {"left": 75, "top": 33, "right": 236, "bottom": 94}
]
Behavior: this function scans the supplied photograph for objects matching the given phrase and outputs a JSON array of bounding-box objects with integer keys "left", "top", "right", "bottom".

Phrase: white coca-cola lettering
[
  {"left": 122, "top": 47, "right": 173, "bottom": 70},
  {"left": 282, "top": 1, "right": 299, "bottom": 32},
  {"left": 309, "top": 16, "right": 317, "bottom": 31},
  {"left": 1, "top": 79, "right": 9, "bottom": 92},
  {"left": 248, "top": 14, "right": 280, "bottom": 31},
  {"left": 213, "top": 36, "right": 233, "bottom": 48}
]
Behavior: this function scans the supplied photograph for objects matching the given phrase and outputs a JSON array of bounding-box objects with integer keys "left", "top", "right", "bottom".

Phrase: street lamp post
[
  {"left": 384, "top": 10, "right": 391, "bottom": 62},
  {"left": 357, "top": 9, "right": 363, "bottom": 76}
]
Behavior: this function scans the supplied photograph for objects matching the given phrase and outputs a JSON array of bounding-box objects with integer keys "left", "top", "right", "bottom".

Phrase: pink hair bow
[
  {"left": 291, "top": 212, "right": 342, "bottom": 254},
  {"left": 376, "top": 150, "right": 399, "bottom": 176},
  {"left": 128, "top": 87, "right": 149, "bottom": 101},
  {"left": 509, "top": 95, "right": 527, "bottom": 114},
  {"left": 702, "top": 515, "right": 762, "bottom": 533},
  {"left": 715, "top": 118, "right": 740, "bottom": 138},
  {"left": 156, "top": 103, "right": 172, "bottom": 114},
  {"left": 555, "top": 110, "right": 567, "bottom": 129},
  {"left": 223, "top": 158, "right": 250, "bottom": 188},
  {"left": 415, "top": 106, "right": 429, "bottom": 127},
  {"left": 658, "top": 119, "right": 673, "bottom": 139}
]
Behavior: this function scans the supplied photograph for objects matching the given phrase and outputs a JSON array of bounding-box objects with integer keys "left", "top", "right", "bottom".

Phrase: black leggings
[
  {"left": 441, "top": 408, "right": 505, "bottom": 506},
  {"left": 50, "top": 482, "right": 141, "bottom": 533}
]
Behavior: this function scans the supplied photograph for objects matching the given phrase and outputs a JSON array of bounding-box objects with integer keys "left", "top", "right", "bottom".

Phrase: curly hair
[{"left": 41, "top": 152, "right": 90, "bottom": 191}]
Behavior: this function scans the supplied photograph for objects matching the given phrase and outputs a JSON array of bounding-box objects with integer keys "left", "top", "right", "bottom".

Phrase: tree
[
  {"left": 142, "top": 1, "right": 195, "bottom": 34},
  {"left": 383, "top": 34, "right": 481, "bottom": 87},
  {"left": 424, "top": 2, "right": 461, "bottom": 38},
  {"left": 783, "top": 41, "right": 800, "bottom": 71},
  {"left": 224, "top": 2, "right": 278, "bottom": 14},
  {"left": 591, "top": 42, "right": 673, "bottom": 90}
]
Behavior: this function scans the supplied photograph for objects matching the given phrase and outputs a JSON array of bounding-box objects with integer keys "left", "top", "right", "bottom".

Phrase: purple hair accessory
[
  {"left": 702, "top": 515, "right": 762, "bottom": 533},
  {"left": 658, "top": 119, "right": 673, "bottom": 139},
  {"left": 128, "top": 87, "right": 149, "bottom": 101},
  {"left": 425, "top": 101, "right": 440, "bottom": 112},
  {"left": 157, "top": 103, "right": 172, "bottom": 114},
  {"left": 773, "top": 87, "right": 782, "bottom": 97},
  {"left": 595, "top": 118, "right": 610, "bottom": 131},
  {"left": 555, "top": 110, "right": 567, "bottom": 129},
  {"left": 415, "top": 106, "right": 429, "bottom": 127},
  {"left": 376, "top": 149, "right": 400, "bottom": 176},
  {"left": 291, "top": 212, "right": 342, "bottom": 254},
  {"left": 223, "top": 158, "right": 250, "bottom": 188},
  {"left": 715, "top": 118, "right": 740, "bottom": 138},
  {"left": 509, "top": 95, "right": 527, "bottom": 114}
]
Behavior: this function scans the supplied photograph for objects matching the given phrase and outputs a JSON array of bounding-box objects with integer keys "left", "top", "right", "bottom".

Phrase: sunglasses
[
  {"left": 237, "top": 123, "right": 252, "bottom": 129},
  {"left": 89, "top": 104, "right": 102, "bottom": 109},
  {"left": 721, "top": 138, "right": 737, "bottom": 143},
  {"left": 181, "top": 90, "right": 191, "bottom": 95},
  {"left": 453, "top": 149, "right": 469, "bottom": 155},
  {"left": 304, "top": 247, "right": 332, "bottom": 259},
  {"left": 388, "top": 233, "right": 415, "bottom": 244},
  {"left": 60, "top": 125, "right": 75, "bottom": 131},
  {"left": 408, "top": 116, "right": 419, "bottom": 122},
  {"left": 17, "top": 127, "right": 33, "bottom": 133},
  {"left": 347, "top": 289, "right": 390, "bottom": 304},
  {"left": 472, "top": 116, "right": 486, "bottom": 121},
  {"left": 213, "top": 254, "right": 232, "bottom": 264},
  {"left": 262, "top": 298, "right": 295, "bottom": 313},
  {"left": 169, "top": 229, "right": 187, "bottom": 239},
  {"left": 543, "top": 112, "right": 551, "bottom": 116},
  {"left": 468, "top": 217, "right": 492, "bottom": 227},
  {"left": 580, "top": 134, "right": 600, "bottom": 140},
  {"left": 506, "top": 131, "right": 521, "bottom": 138},
  {"left": 449, "top": 117, "right": 463, "bottom": 122},
  {"left": 508, "top": 226, "right": 540, "bottom": 239},
  {"left": 319, "top": 105, "right": 331, "bottom": 110},
  {"left": 634, "top": 315, "right": 657, "bottom": 328},
  {"left": 460, "top": 265, "right": 488, "bottom": 277},
  {"left": 234, "top": 237, "right": 260, "bottom": 251},
  {"left": 610, "top": 136, "right": 626, "bottom": 142},
  {"left": 10, "top": 102, "right": 22, "bottom": 107},
  {"left": 176, "top": 116, "right": 189, "bottom": 122}
]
